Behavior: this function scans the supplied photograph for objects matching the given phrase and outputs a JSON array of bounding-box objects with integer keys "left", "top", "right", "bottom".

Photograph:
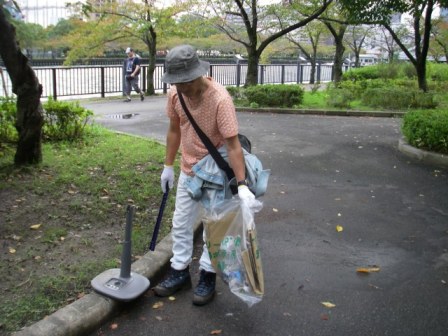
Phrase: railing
[{"left": 0, "top": 63, "right": 349, "bottom": 100}]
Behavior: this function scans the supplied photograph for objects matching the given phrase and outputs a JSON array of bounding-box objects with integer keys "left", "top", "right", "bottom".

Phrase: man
[
  {"left": 123, "top": 47, "right": 144, "bottom": 102},
  {"left": 153, "top": 44, "right": 255, "bottom": 306}
]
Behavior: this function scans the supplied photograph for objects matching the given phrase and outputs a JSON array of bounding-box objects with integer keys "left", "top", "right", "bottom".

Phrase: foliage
[
  {"left": 244, "top": 84, "right": 304, "bottom": 108},
  {"left": 43, "top": 98, "right": 94, "bottom": 141},
  {"left": 0, "top": 97, "right": 18, "bottom": 143},
  {"left": 402, "top": 109, "right": 448, "bottom": 154},
  {"left": 0, "top": 98, "right": 93, "bottom": 143},
  {"left": 361, "top": 87, "right": 437, "bottom": 110},
  {"left": 326, "top": 86, "right": 356, "bottom": 108}
]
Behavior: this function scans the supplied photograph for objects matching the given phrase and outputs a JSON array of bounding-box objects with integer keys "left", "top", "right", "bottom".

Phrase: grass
[{"left": 0, "top": 125, "right": 176, "bottom": 333}]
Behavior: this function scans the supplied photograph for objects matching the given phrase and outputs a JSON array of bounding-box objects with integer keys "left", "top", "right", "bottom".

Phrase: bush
[
  {"left": 244, "top": 84, "right": 304, "bottom": 108},
  {"left": 361, "top": 87, "right": 438, "bottom": 110},
  {"left": 42, "top": 98, "right": 93, "bottom": 141},
  {"left": 427, "top": 63, "right": 448, "bottom": 82},
  {"left": 326, "top": 87, "right": 356, "bottom": 108},
  {"left": 0, "top": 97, "right": 18, "bottom": 143},
  {"left": 0, "top": 97, "right": 93, "bottom": 143},
  {"left": 226, "top": 86, "right": 243, "bottom": 99},
  {"left": 402, "top": 109, "right": 448, "bottom": 154}
]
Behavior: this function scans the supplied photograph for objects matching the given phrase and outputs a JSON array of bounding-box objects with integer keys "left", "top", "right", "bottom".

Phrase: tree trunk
[
  {"left": 333, "top": 28, "right": 346, "bottom": 84},
  {"left": 310, "top": 60, "right": 316, "bottom": 84},
  {"left": 245, "top": 48, "right": 259, "bottom": 86},
  {"left": 0, "top": 6, "right": 44, "bottom": 165},
  {"left": 145, "top": 32, "right": 156, "bottom": 95},
  {"left": 416, "top": 59, "right": 428, "bottom": 92}
]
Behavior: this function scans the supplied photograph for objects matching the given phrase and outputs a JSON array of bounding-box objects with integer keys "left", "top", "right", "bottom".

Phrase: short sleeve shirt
[
  {"left": 126, "top": 57, "right": 140, "bottom": 74},
  {"left": 166, "top": 77, "right": 239, "bottom": 175}
]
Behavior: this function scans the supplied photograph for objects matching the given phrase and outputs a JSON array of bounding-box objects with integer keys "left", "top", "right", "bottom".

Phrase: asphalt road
[{"left": 81, "top": 97, "right": 448, "bottom": 336}]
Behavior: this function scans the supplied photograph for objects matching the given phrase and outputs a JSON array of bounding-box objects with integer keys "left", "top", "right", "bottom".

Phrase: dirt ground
[{"left": 0, "top": 172, "right": 135, "bottom": 333}]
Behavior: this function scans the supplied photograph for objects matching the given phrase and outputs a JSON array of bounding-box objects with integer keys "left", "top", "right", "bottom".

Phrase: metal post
[
  {"left": 100, "top": 67, "right": 105, "bottom": 98},
  {"left": 260, "top": 65, "right": 264, "bottom": 85},
  {"left": 317, "top": 62, "right": 321, "bottom": 83},
  {"left": 142, "top": 65, "right": 146, "bottom": 93},
  {"left": 281, "top": 65, "right": 285, "bottom": 84},
  {"left": 120, "top": 205, "right": 134, "bottom": 279},
  {"left": 236, "top": 62, "right": 241, "bottom": 87},
  {"left": 52, "top": 68, "right": 57, "bottom": 100}
]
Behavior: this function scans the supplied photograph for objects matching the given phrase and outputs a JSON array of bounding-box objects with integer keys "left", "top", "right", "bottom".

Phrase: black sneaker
[
  {"left": 140, "top": 94, "right": 144, "bottom": 101},
  {"left": 153, "top": 266, "right": 191, "bottom": 297},
  {"left": 193, "top": 270, "right": 216, "bottom": 306}
]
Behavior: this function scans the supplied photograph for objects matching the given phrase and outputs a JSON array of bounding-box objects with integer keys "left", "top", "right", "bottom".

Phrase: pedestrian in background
[
  {"left": 153, "top": 44, "right": 256, "bottom": 306},
  {"left": 123, "top": 47, "right": 144, "bottom": 102}
]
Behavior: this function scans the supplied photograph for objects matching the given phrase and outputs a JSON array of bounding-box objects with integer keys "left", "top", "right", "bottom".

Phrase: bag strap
[{"left": 177, "top": 88, "right": 237, "bottom": 194}]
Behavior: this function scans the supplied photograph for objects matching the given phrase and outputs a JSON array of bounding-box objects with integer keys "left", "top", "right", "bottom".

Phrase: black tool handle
[{"left": 149, "top": 182, "right": 170, "bottom": 251}]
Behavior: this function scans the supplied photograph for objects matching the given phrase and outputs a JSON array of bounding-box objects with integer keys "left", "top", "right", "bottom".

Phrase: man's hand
[
  {"left": 161, "top": 165, "right": 174, "bottom": 193},
  {"left": 238, "top": 185, "right": 256, "bottom": 206}
]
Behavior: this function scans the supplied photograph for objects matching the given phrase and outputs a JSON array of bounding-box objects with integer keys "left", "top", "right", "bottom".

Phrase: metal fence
[{"left": 0, "top": 63, "right": 348, "bottom": 100}]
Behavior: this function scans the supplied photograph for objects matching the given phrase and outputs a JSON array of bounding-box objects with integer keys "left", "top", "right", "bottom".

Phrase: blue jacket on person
[{"left": 184, "top": 146, "right": 270, "bottom": 209}]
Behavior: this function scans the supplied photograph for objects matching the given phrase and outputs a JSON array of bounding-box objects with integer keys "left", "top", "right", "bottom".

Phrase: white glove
[
  {"left": 238, "top": 185, "right": 255, "bottom": 204},
  {"left": 161, "top": 165, "right": 174, "bottom": 193}
]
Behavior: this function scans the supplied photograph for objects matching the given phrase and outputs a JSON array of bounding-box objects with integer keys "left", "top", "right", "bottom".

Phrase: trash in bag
[{"left": 203, "top": 198, "right": 264, "bottom": 307}]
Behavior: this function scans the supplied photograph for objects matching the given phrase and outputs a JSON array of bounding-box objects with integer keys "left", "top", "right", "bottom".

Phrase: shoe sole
[
  {"left": 153, "top": 279, "right": 192, "bottom": 297},
  {"left": 192, "top": 291, "right": 215, "bottom": 306}
]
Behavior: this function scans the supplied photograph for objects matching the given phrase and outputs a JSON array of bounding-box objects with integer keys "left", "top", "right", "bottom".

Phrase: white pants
[{"left": 170, "top": 172, "right": 215, "bottom": 273}]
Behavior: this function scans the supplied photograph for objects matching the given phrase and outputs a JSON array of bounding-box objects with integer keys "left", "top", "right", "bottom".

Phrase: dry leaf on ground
[{"left": 321, "top": 301, "right": 336, "bottom": 308}]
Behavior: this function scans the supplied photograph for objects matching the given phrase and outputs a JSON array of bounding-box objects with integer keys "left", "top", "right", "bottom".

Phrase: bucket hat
[{"left": 161, "top": 45, "right": 210, "bottom": 84}]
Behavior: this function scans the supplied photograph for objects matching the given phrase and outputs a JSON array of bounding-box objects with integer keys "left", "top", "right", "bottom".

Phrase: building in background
[{"left": 16, "top": 0, "right": 80, "bottom": 27}]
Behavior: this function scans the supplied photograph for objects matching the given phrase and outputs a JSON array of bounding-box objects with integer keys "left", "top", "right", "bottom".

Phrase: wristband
[{"left": 237, "top": 179, "right": 248, "bottom": 187}]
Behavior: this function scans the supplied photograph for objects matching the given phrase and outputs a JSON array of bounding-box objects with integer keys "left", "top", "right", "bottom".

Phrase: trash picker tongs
[{"left": 149, "top": 182, "right": 170, "bottom": 251}]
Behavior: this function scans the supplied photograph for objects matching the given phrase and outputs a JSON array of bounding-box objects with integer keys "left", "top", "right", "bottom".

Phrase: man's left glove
[{"left": 238, "top": 185, "right": 255, "bottom": 204}]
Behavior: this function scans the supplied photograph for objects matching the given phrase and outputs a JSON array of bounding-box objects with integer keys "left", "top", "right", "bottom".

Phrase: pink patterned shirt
[{"left": 166, "top": 77, "right": 239, "bottom": 175}]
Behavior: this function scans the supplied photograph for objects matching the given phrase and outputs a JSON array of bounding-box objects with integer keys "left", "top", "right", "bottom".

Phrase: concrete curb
[
  {"left": 398, "top": 138, "right": 448, "bottom": 168},
  {"left": 12, "top": 221, "right": 202, "bottom": 336},
  {"left": 236, "top": 107, "right": 406, "bottom": 118}
]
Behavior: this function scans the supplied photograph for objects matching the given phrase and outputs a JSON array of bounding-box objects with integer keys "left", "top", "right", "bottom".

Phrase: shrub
[
  {"left": 226, "top": 86, "right": 243, "bottom": 99},
  {"left": 326, "top": 87, "right": 356, "bottom": 108},
  {"left": 427, "top": 63, "right": 448, "bottom": 82},
  {"left": 42, "top": 97, "right": 93, "bottom": 141},
  {"left": 244, "top": 84, "right": 304, "bottom": 108},
  {"left": 0, "top": 97, "right": 18, "bottom": 143},
  {"left": 0, "top": 97, "right": 93, "bottom": 143},
  {"left": 402, "top": 109, "right": 448, "bottom": 154},
  {"left": 361, "top": 87, "right": 438, "bottom": 110}
]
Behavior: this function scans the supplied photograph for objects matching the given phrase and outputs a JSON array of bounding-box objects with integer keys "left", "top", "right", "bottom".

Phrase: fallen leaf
[
  {"left": 155, "top": 316, "right": 163, "bottom": 321},
  {"left": 273, "top": 208, "right": 278, "bottom": 212},
  {"left": 60, "top": 237, "right": 65, "bottom": 241},
  {"left": 152, "top": 301, "right": 164, "bottom": 309},
  {"left": 283, "top": 312, "right": 292, "bottom": 316},
  {"left": 321, "top": 301, "right": 336, "bottom": 308},
  {"left": 210, "top": 330, "right": 222, "bottom": 335},
  {"left": 336, "top": 225, "right": 343, "bottom": 232},
  {"left": 9, "top": 247, "right": 16, "bottom": 254},
  {"left": 356, "top": 267, "right": 380, "bottom": 274},
  {"left": 110, "top": 323, "right": 118, "bottom": 330},
  {"left": 168, "top": 296, "right": 176, "bottom": 301},
  {"left": 30, "top": 224, "right": 42, "bottom": 230},
  {"left": 442, "top": 280, "right": 446, "bottom": 285},
  {"left": 34, "top": 256, "right": 42, "bottom": 260}
]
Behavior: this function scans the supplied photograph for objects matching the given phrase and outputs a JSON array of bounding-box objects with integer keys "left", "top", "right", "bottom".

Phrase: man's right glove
[{"left": 160, "top": 165, "right": 174, "bottom": 193}]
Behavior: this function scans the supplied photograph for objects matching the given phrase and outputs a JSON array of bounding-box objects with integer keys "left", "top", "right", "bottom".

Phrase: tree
[
  {"left": 65, "top": 0, "right": 187, "bottom": 95},
  {"left": 339, "top": 0, "right": 448, "bottom": 91},
  {"left": 205, "top": 0, "right": 333, "bottom": 86},
  {"left": 344, "top": 25, "right": 371, "bottom": 67},
  {"left": 0, "top": 2, "right": 44, "bottom": 165},
  {"left": 287, "top": 20, "right": 328, "bottom": 84},
  {"left": 431, "top": 18, "right": 448, "bottom": 61}
]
